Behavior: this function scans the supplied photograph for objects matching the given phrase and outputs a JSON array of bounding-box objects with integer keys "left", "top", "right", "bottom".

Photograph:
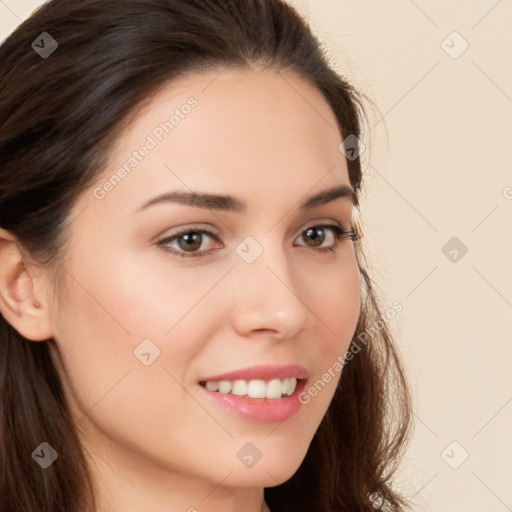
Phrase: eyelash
[{"left": 156, "top": 223, "right": 359, "bottom": 260}]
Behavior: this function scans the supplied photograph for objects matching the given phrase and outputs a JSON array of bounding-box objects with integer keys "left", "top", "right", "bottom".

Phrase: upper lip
[{"left": 199, "top": 364, "right": 309, "bottom": 383}]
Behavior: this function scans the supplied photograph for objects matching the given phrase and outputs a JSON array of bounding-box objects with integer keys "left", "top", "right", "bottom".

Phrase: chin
[{"left": 225, "top": 453, "right": 306, "bottom": 488}]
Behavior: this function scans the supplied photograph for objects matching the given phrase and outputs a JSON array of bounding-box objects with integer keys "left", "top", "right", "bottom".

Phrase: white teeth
[
  {"left": 206, "top": 381, "right": 219, "bottom": 392},
  {"left": 281, "top": 377, "right": 289, "bottom": 396},
  {"left": 266, "top": 378, "right": 283, "bottom": 399},
  {"left": 202, "top": 377, "right": 298, "bottom": 399},
  {"left": 287, "top": 377, "right": 297, "bottom": 395},
  {"left": 247, "top": 379, "right": 266, "bottom": 398},
  {"left": 218, "top": 380, "right": 232, "bottom": 394},
  {"left": 232, "top": 380, "right": 248, "bottom": 396}
]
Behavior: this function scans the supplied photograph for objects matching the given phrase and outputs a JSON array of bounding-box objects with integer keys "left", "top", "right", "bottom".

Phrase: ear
[{"left": 0, "top": 228, "right": 55, "bottom": 341}]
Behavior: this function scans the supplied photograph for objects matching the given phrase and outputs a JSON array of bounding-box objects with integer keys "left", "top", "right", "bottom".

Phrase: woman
[{"left": 0, "top": 0, "right": 412, "bottom": 510}]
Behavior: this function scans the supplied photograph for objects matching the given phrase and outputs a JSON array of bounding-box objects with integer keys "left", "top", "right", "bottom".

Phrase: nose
[{"left": 229, "top": 239, "right": 312, "bottom": 340}]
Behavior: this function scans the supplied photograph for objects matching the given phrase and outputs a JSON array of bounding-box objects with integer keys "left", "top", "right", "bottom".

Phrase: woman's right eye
[{"left": 157, "top": 228, "right": 222, "bottom": 259}]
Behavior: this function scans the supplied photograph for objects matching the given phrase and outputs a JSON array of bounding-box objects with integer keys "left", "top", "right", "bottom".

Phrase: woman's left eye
[{"left": 156, "top": 224, "right": 358, "bottom": 260}]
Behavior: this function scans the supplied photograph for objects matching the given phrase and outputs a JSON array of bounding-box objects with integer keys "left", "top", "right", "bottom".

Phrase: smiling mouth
[{"left": 199, "top": 377, "right": 301, "bottom": 399}]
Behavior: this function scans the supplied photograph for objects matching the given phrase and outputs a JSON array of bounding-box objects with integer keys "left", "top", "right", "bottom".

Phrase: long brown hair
[{"left": 0, "top": 1, "right": 412, "bottom": 510}]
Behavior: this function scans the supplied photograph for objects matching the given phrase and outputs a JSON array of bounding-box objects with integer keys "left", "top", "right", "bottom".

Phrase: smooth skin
[{"left": 0, "top": 65, "right": 361, "bottom": 512}]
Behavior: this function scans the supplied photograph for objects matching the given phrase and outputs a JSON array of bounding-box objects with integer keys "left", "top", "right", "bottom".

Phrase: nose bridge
[{"left": 230, "top": 233, "right": 310, "bottom": 337}]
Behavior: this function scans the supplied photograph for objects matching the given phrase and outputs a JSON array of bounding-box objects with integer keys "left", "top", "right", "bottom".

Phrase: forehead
[{"left": 82, "top": 65, "right": 352, "bottom": 217}]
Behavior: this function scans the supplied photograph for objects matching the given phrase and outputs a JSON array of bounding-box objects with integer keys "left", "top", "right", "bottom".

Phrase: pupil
[
  {"left": 179, "top": 233, "right": 201, "bottom": 251},
  {"left": 306, "top": 227, "right": 324, "bottom": 247}
]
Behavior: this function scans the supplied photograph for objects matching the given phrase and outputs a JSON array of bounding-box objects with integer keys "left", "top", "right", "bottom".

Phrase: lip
[
  {"left": 197, "top": 364, "right": 309, "bottom": 423},
  {"left": 198, "top": 364, "right": 309, "bottom": 383},
  {"left": 198, "top": 377, "right": 308, "bottom": 423}
]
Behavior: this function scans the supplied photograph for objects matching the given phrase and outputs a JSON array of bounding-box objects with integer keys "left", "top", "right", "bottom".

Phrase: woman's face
[{"left": 46, "top": 66, "right": 361, "bottom": 498}]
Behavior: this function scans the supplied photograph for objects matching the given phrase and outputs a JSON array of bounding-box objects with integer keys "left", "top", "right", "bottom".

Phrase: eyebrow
[{"left": 132, "top": 184, "right": 357, "bottom": 215}]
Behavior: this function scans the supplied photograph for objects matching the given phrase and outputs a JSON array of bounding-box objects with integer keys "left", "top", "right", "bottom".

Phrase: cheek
[
  {"left": 316, "top": 257, "right": 361, "bottom": 353},
  {"left": 87, "top": 247, "right": 231, "bottom": 338},
  {"left": 51, "top": 248, "right": 225, "bottom": 410},
  {"left": 49, "top": 259, "right": 209, "bottom": 466},
  {"left": 50, "top": 274, "right": 139, "bottom": 416},
  {"left": 301, "top": 259, "right": 360, "bottom": 414}
]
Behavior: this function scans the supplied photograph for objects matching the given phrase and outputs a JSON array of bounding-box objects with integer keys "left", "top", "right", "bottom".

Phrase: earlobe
[{"left": 0, "top": 229, "right": 55, "bottom": 342}]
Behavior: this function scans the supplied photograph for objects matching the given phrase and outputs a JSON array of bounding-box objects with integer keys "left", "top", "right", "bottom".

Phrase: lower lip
[{"left": 198, "top": 379, "right": 307, "bottom": 423}]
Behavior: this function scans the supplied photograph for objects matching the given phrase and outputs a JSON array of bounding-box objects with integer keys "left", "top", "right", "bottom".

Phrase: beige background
[{"left": 1, "top": 1, "right": 511, "bottom": 510}]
